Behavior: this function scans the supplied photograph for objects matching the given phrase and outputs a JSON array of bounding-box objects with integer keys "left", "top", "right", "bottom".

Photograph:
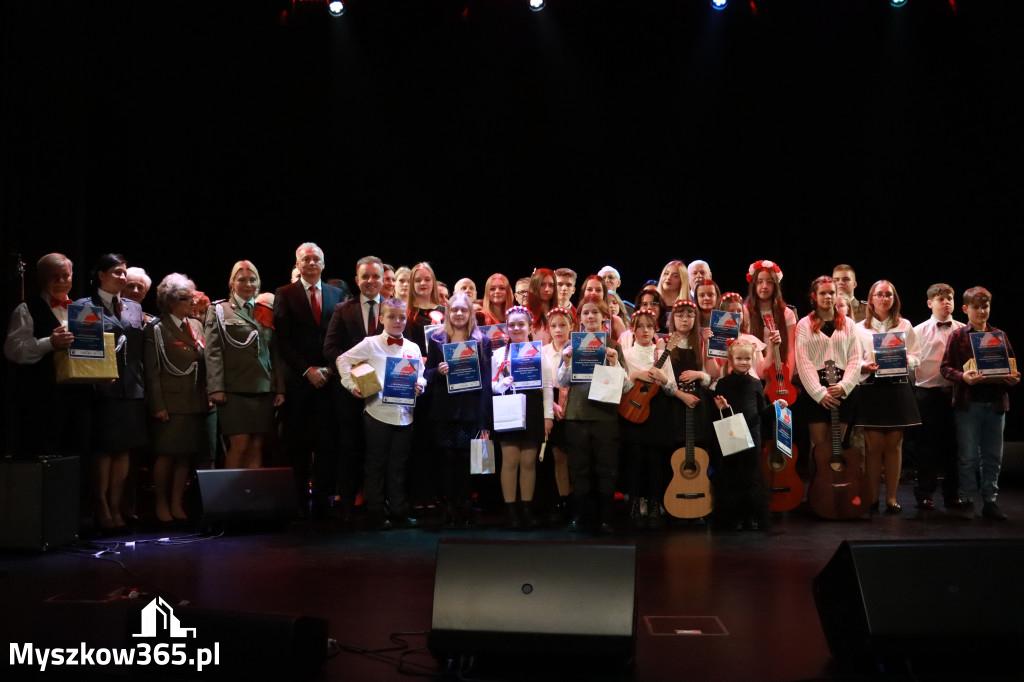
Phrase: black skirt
[
  {"left": 857, "top": 377, "right": 922, "bottom": 428},
  {"left": 494, "top": 388, "right": 545, "bottom": 444}
]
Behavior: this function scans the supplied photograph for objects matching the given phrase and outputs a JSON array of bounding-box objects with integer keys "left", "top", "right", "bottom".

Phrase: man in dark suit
[
  {"left": 273, "top": 242, "right": 345, "bottom": 515},
  {"left": 324, "top": 255, "right": 384, "bottom": 519}
]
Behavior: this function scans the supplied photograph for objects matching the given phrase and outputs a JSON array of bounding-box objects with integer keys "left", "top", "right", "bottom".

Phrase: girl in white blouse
[
  {"left": 795, "top": 276, "right": 862, "bottom": 456},
  {"left": 855, "top": 280, "right": 922, "bottom": 513}
]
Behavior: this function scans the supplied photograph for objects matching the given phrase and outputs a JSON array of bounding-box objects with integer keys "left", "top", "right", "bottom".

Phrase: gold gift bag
[{"left": 55, "top": 332, "right": 119, "bottom": 384}]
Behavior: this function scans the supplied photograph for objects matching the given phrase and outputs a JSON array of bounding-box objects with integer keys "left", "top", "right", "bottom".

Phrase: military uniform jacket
[
  {"left": 143, "top": 314, "right": 212, "bottom": 415},
  {"left": 204, "top": 299, "right": 282, "bottom": 395}
]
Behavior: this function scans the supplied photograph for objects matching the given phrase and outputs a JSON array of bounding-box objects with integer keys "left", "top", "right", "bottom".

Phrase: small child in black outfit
[{"left": 713, "top": 339, "right": 787, "bottom": 531}]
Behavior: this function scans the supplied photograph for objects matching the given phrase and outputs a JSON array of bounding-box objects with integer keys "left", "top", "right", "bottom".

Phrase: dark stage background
[{"left": 3, "top": 0, "right": 1022, "bottom": 431}]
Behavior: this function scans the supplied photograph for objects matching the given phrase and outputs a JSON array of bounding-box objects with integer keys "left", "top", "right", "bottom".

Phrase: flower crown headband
[
  {"left": 721, "top": 292, "right": 743, "bottom": 304},
  {"left": 673, "top": 299, "right": 698, "bottom": 312},
  {"left": 548, "top": 306, "right": 574, "bottom": 321},
  {"left": 746, "top": 259, "right": 783, "bottom": 283},
  {"left": 505, "top": 305, "right": 532, "bottom": 318},
  {"left": 630, "top": 306, "right": 659, "bottom": 321}
]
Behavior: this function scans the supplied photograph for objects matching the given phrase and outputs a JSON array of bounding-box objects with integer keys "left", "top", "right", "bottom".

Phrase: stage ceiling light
[
  {"left": 328, "top": 0, "right": 345, "bottom": 16},
  {"left": 530, "top": 0, "right": 545, "bottom": 11},
  {"left": 712, "top": 0, "right": 728, "bottom": 10}
]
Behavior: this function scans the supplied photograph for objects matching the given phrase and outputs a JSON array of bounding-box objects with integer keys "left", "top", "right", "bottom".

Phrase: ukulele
[
  {"left": 808, "top": 360, "right": 866, "bottom": 520},
  {"left": 618, "top": 333, "right": 682, "bottom": 424},
  {"left": 664, "top": 381, "right": 713, "bottom": 519},
  {"left": 762, "top": 438, "right": 802, "bottom": 513},
  {"left": 762, "top": 312, "right": 798, "bottom": 404}
]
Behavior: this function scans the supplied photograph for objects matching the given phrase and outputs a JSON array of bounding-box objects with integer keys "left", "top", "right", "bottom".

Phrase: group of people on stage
[{"left": 4, "top": 247, "right": 1019, "bottom": 534}]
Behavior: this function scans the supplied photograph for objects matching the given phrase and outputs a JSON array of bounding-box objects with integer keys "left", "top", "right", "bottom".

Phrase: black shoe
[
  {"left": 646, "top": 503, "right": 666, "bottom": 530},
  {"left": 521, "top": 501, "right": 541, "bottom": 528},
  {"left": 960, "top": 501, "right": 976, "bottom": 520},
  {"left": 370, "top": 516, "right": 393, "bottom": 531},
  {"left": 982, "top": 501, "right": 1008, "bottom": 521},
  {"left": 568, "top": 513, "right": 584, "bottom": 532},
  {"left": 630, "top": 497, "right": 646, "bottom": 530},
  {"left": 885, "top": 502, "right": 902, "bottom": 515},
  {"left": 917, "top": 499, "right": 936, "bottom": 511},
  {"left": 945, "top": 497, "right": 964, "bottom": 509},
  {"left": 392, "top": 516, "right": 419, "bottom": 529},
  {"left": 505, "top": 502, "right": 523, "bottom": 529}
]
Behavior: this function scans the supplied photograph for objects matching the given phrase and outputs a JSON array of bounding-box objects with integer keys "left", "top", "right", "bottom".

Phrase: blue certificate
[
  {"left": 570, "top": 332, "right": 607, "bottom": 382},
  {"left": 443, "top": 341, "right": 482, "bottom": 393},
  {"left": 708, "top": 310, "right": 741, "bottom": 359},
  {"left": 382, "top": 357, "right": 420, "bottom": 405},
  {"left": 510, "top": 341, "right": 543, "bottom": 389},
  {"left": 872, "top": 332, "right": 908, "bottom": 377},
  {"left": 774, "top": 403, "right": 794, "bottom": 458},
  {"left": 479, "top": 324, "right": 507, "bottom": 350},
  {"left": 970, "top": 331, "right": 1012, "bottom": 376},
  {"left": 67, "top": 304, "right": 106, "bottom": 359}
]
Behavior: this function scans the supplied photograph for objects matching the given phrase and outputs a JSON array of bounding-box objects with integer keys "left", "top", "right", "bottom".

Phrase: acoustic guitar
[
  {"left": 664, "top": 381, "right": 713, "bottom": 519},
  {"left": 761, "top": 312, "right": 798, "bottom": 404},
  {"left": 618, "top": 333, "right": 682, "bottom": 424},
  {"left": 808, "top": 360, "right": 866, "bottom": 520},
  {"left": 762, "top": 438, "right": 802, "bottom": 513}
]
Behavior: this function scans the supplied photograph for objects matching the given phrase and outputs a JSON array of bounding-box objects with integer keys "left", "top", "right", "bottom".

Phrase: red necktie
[
  {"left": 367, "top": 300, "right": 377, "bottom": 336},
  {"left": 310, "top": 286, "right": 321, "bottom": 325}
]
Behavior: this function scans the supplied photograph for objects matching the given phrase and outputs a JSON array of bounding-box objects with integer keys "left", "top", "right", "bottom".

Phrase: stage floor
[{"left": 2, "top": 475, "right": 1022, "bottom": 681}]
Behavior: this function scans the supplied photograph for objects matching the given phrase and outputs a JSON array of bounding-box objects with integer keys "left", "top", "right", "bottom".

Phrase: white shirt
[
  {"left": 494, "top": 344, "right": 555, "bottom": 419},
  {"left": 337, "top": 332, "right": 426, "bottom": 426},
  {"left": 3, "top": 294, "right": 69, "bottom": 365},
  {"left": 913, "top": 315, "right": 965, "bottom": 388},
  {"left": 795, "top": 315, "right": 861, "bottom": 404},
  {"left": 856, "top": 317, "right": 921, "bottom": 373},
  {"left": 623, "top": 341, "right": 678, "bottom": 396},
  {"left": 360, "top": 294, "right": 381, "bottom": 335}
]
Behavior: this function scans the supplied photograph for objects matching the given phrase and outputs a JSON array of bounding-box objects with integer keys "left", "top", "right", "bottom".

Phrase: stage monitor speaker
[
  {"left": 0, "top": 456, "right": 79, "bottom": 550},
  {"left": 813, "top": 539, "right": 1024, "bottom": 672},
  {"left": 429, "top": 539, "right": 636, "bottom": 665},
  {"left": 196, "top": 467, "right": 298, "bottom": 523}
]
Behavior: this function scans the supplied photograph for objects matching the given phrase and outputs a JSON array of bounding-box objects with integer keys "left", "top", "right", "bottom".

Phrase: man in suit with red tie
[
  {"left": 274, "top": 242, "right": 345, "bottom": 517},
  {"left": 324, "top": 255, "right": 384, "bottom": 520}
]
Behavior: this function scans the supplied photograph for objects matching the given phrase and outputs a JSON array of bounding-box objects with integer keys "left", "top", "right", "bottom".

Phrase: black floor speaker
[
  {"left": 813, "top": 539, "right": 1024, "bottom": 672},
  {"left": 0, "top": 456, "right": 79, "bottom": 550},
  {"left": 429, "top": 539, "right": 636, "bottom": 666},
  {"left": 196, "top": 467, "right": 298, "bottom": 524}
]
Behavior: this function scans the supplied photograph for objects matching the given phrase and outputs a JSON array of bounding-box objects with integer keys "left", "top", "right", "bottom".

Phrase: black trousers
[{"left": 363, "top": 414, "right": 413, "bottom": 517}]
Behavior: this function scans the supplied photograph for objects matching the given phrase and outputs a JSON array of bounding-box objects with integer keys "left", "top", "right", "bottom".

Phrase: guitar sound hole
[
  {"left": 829, "top": 461, "right": 846, "bottom": 473},
  {"left": 769, "top": 458, "right": 786, "bottom": 472},
  {"left": 681, "top": 462, "right": 701, "bottom": 479}
]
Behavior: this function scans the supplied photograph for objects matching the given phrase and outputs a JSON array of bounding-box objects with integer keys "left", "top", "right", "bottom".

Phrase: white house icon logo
[{"left": 132, "top": 597, "right": 197, "bottom": 638}]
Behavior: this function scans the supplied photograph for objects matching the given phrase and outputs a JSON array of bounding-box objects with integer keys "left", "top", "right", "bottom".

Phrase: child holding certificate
[
  {"left": 491, "top": 305, "right": 554, "bottom": 528},
  {"left": 542, "top": 307, "right": 575, "bottom": 522},
  {"left": 621, "top": 307, "right": 679, "bottom": 529},
  {"left": 694, "top": 278, "right": 725, "bottom": 382},
  {"left": 338, "top": 298, "right": 426, "bottom": 531},
  {"left": 556, "top": 294, "right": 630, "bottom": 533},
  {"left": 712, "top": 340, "right": 785, "bottom": 531},
  {"left": 855, "top": 280, "right": 921, "bottom": 513},
  {"left": 940, "top": 287, "right": 1020, "bottom": 520},
  {"left": 424, "top": 293, "right": 493, "bottom": 528}
]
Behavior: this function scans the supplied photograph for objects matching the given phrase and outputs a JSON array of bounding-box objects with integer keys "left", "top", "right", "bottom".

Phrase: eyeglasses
[{"left": 873, "top": 292, "right": 894, "bottom": 299}]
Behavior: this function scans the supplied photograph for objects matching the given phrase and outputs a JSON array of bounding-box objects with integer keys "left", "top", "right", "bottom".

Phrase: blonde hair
[{"left": 229, "top": 260, "right": 261, "bottom": 293}]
